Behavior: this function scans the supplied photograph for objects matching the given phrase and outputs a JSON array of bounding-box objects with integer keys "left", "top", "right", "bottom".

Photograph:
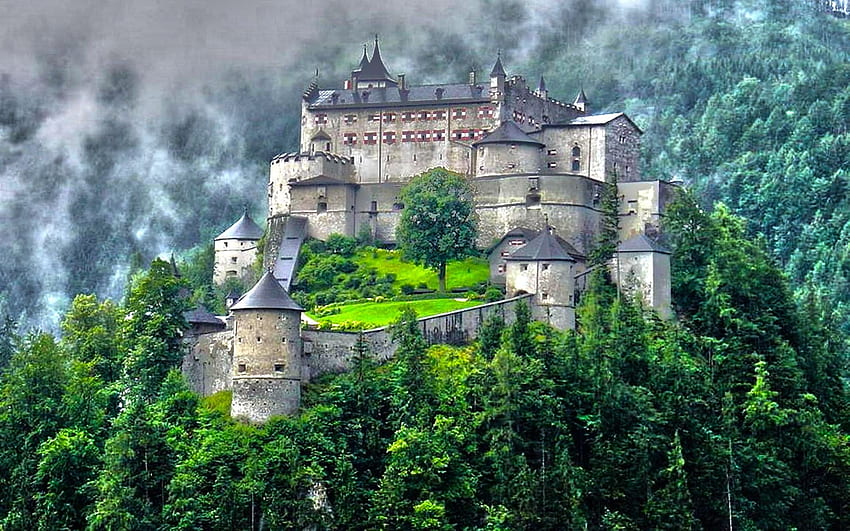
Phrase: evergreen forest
[{"left": 3, "top": 0, "right": 850, "bottom": 528}]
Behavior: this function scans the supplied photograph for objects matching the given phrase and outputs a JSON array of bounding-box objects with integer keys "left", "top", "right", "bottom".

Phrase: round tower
[
  {"left": 473, "top": 121, "right": 544, "bottom": 176},
  {"left": 214, "top": 209, "right": 264, "bottom": 286},
  {"left": 230, "top": 271, "right": 304, "bottom": 422}
]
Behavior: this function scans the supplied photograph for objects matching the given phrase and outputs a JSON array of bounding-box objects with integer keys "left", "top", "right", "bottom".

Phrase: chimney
[
  {"left": 398, "top": 73, "right": 406, "bottom": 91},
  {"left": 435, "top": 87, "right": 444, "bottom": 100},
  {"left": 469, "top": 69, "right": 476, "bottom": 85}
]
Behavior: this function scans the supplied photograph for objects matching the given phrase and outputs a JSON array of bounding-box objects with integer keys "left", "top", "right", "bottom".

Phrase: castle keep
[{"left": 185, "top": 39, "right": 676, "bottom": 422}]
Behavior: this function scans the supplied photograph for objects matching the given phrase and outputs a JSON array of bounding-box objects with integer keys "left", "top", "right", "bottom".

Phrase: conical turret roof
[
  {"left": 473, "top": 121, "right": 544, "bottom": 147},
  {"left": 354, "top": 44, "right": 369, "bottom": 73},
  {"left": 538, "top": 76, "right": 547, "bottom": 93},
  {"left": 506, "top": 229, "right": 578, "bottom": 262},
  {"left": 574, "top": 88, "right": 589, "bottom": 105},
  {"left": 490, "top": 53, "right": 506, "bottom": 77},
  {"left": 618, "top": 234, "right": 670, "bottom": 254},
  {"left": 231, "top": 272, "right": 303, "bottom": 312},
  {"left": 215, "top": 210, "right": 264, "bottom": 241}
]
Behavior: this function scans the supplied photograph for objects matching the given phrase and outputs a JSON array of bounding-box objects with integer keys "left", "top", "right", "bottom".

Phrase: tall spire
[
  {"left": 357, "top": 34, "right": 395, "bottom": 84},
  {"left": 356, "top": 43, "right": 369, "bottom": 72},
  {"left": 538, "top": 76, "right": 547, "bottom": 93},
  {"left": 490, "top": 50, "right": 506, "bottom": 77}
]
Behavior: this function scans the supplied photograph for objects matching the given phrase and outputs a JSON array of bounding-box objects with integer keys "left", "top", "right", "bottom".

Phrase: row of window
[
  {"left": 343, "top": 128, "right": 488, "bottom": 145},
  {"left": 315, "top": 201, "right": 403, "bottom": 213},
  {"left": 316, "top": 106, "right": 495, "bottom": 126}
]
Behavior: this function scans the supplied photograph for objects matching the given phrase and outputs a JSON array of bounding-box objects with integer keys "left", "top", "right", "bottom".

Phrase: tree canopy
[{"left": 396, "top": 168, "right": 477, "bottom": 293}]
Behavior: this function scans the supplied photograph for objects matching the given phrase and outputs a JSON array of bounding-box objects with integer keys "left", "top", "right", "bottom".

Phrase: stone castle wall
[{"left": 183, "top": 329, "right": 233, "bottom": 396}]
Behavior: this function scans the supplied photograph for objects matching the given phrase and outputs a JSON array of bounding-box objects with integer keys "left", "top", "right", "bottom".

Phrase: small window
[
  {"left": 274, "top": 364, "right": 284, "bottom": 372},
  {"left": 237, "top": 363, "right": 246, "bottom": 373},
  {"left": 571, "top": 159, "right": 581, "bottom": 172},
  {"left": 281, "top": 337, "right": 287, "bottom": 343},
  {"left": 510, "top": 144, "right": 517, "bottom": 150},
  {"left": 370, "top": 200, "right": 378, "bottom": 212},
  {"left": 547, "top": 161, "right": 557, "bottom": 168},
  {"left": 547, "top": 149, "right": 557, "bottom": 156},
  {"left": 542, "top": 263, "right": 550, "bottom": 270},
  {"left": 497, "top": 264, "right": 505, "bottom": 273},
  {"left": 256, "top": 336, "right": 262, "bottom": 343},
  {"left": 572, "top": 146, "right": 581, "bottom": 157},
  {"left": 392, "top": 202, "right": 404, "bottom": 211},
  {"left": 231, "top": 257, "right": 238, "bottom": 263},
  {"left": 541, "top": 292, "right": 549, "bottom": 300},
  {"left": 529, "top": 176, "right": 539, "bottom": 190},
  {"left": 628, "top": 200, "right": 638, "bottom": 214},
  {"left": 520, "top": 263, "right": 529, "bottom": 271},
  {"left": 317, "top": 202, "right": 328, "bottom": 213}
]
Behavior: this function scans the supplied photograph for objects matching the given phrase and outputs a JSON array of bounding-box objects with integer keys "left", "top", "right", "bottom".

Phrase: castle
[{"left": 184, "top": 39, "right": 677, "bottom": 422}]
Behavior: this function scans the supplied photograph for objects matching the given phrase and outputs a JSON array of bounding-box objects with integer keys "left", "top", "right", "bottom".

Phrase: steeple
[
  {"left": 356, "top": 44, "right": 369, "bottom": 73},
  {"left": 356, "top": 35, "right": 396, "bottom": 87},
  {"left": 490, "top": 50, "right": 507, "bottom": 77},
  {"left": 489, "top": 51, "right": 506, "bottom": 105},
  {"left": 574, "top": 88, "right": 589, "bottom": 113},
  {"left": 537, "top": 76, "right": 548, "bottom": 98}
]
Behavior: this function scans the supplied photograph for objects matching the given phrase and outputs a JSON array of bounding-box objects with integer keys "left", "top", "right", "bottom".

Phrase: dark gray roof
[
  {"left": 289, "top": 175, "right": 352, "bottom": 187},
  {"left": 618, "top": 234, "right": 671, "bottom": 254},
  {"left": 473, "top": 121, "right": 544, "bottom": 147},
  {"left": 574, "top": 89, "right": 588, "bottom": 105},
  {"left": 354, "top": 45, "right": 369, "bottom": 73},
  {"left": 358, "top": 38, "right": 395, "bottom": 83},
  {"left": 490, "top": 54, "right": 506, "bottom": 77},
  {"left": 506, "top": 229, "right": 578, "bottom": 262},
  {"left": 184, "top": 305, "right": 226, "bottom": 327},
  {"left": 538, "top": 76, "right": 546, "bottom": 92},
  {"left": 215, "top": 211, "right": 264, "bottom": 241},
  {"left": 309, "top": 83, "right": 488, "bottom": 108},
  {"left": 231, "top": 272, "right": 303, "bottom": 312},
  {"left": 311, "top": 129, "right": 331, "bottom": 141}
]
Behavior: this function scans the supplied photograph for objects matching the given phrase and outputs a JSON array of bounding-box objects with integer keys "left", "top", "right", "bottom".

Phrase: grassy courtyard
[
  {"left": 307, "top": 298, "right": 483, "bottom": 329},
  {"left": 355, "top": 248, "right": 489, "bottom": 291}
]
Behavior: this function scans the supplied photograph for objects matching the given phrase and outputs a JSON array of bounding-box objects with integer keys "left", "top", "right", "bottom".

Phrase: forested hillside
[{"left": 0, "top": 194, "right": 847, "bottom": 529}]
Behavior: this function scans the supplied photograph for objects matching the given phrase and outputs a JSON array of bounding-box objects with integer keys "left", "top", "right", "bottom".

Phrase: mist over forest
[{"left": 1, "top": 0, "right": 846, "bottom": 329}]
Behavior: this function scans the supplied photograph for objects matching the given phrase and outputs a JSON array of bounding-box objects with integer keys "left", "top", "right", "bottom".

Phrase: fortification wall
[
  {"left": 263, "top": 215, "right": 288, "bottom": 271},
  {"left": 183, "top": 329, "right": 233, "bottom": 396},
  {"left": 300, "top": 294, "right": 533, "bottom": 381},
  {"left": 504, "top": 77, "right": 581, "bottom": 127}
]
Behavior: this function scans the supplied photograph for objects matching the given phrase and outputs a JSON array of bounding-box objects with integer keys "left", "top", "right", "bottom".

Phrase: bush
[
  {"left": 401, "top": 284, "right": 416, "bottom": 295},
  {"left": 484, "top": 286, "right": 504, "bottom": 303},
  {"left": 326, "top": 233, "right": 358, "bottom": 256}
]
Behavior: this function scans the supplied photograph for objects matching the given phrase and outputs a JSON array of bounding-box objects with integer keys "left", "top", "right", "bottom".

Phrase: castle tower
[
  {"left": 230, "top": 272, "right": 304, "bottom": 422},
  {"left": 213, "top": 209, "right": 264, "bottom": 285},
  {"left": 505, "top": 227, "right": 581, "bottom": 329},
  {"left": 473, "top": 121, "right": 544, "bottom": 176},
  {"left": 489, "top": 52, "right": 506, "bottom": 106},
  {"left": 574, "top": 89, "right": 589, "bottom": 113},
  {"left": 613, "top": 234, "right": 672, "bottom": 319}
]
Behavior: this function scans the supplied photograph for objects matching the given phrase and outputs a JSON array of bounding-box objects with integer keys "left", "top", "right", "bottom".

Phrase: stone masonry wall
[
  {"left": 183, "top": 329, "right": 233, "bottom": 397},
  {"left": 300, "top": 294, "right": 533, "bottom": 381}
]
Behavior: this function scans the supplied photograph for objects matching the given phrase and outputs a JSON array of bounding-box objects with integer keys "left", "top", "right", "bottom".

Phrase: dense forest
[
  {"left": 2, "top": 0, "right": 850, "bottom": 528},
  {"left": 0, "top": 192, "right": 847, "bottom": 529}
]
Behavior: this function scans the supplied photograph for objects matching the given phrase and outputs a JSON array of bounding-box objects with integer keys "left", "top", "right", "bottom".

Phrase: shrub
[
  {"left": 484, "top": 286, "right": 504, "bottom": 303},
  {"left": 326, "top": 233, "right": 358, "bottom": 256},
  {"left": 401, "top": 284, "right": 416, "bottom": 295}
]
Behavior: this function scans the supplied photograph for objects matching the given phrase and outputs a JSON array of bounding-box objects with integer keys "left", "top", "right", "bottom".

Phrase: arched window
[
  {"left": 572, "top": 145, "right": 581, "bottom": 157},
  {"left": 571, "top": 159, "right": 581, "bottom": 172},
  {"left": 571, "top": 145, "right": 581, "bottom": 172}
]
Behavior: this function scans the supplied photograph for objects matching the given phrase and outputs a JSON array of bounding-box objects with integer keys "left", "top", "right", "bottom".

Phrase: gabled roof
[
  {"left": 618, "top": 234, "right": 670, "bottom": 254},
  {"left": 231, "top": 272, "right": 303, "bottom": 312},
  {"left": 473, "top": 121, "right": 544, "bottom": 147},
  {"left": 506, "top": 229, "right": 578, "bottom": 262},
  {"left": 311, "top": 129, "right": 331, "bottom": 141},
  {"left": 215, "top": 210, "right": 264, "bottom": 241},
  {"left": 184, "top": 305, "right": 226, "bottom": 328},
  {"left": 566, "top": 112, "right": 643, "bottom": 133},
  {"left": 289, "top": 175, "right": 352, "bottom": 187},
  {"left": 490, "top": 54, "right": 506, "bottom": 77}
]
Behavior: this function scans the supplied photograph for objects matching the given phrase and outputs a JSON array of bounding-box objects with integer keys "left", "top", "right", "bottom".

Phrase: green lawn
[
  {"left": 355, "top": 249, "right": 489, "bottom": 291},
  {"left": 308, "top": 298, "right": 483, "bottom": 329}
]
